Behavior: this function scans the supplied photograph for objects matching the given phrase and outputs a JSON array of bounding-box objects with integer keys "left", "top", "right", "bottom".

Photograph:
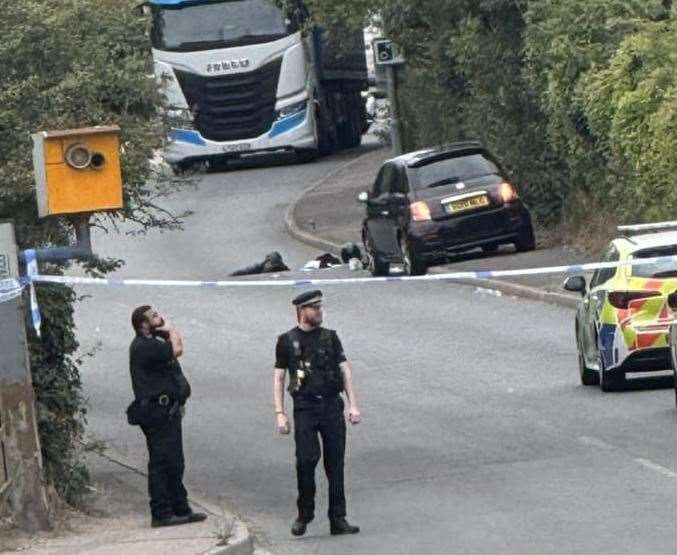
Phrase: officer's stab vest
[{"left": 285, "top": 328, "right": 344, "bottom": 396}]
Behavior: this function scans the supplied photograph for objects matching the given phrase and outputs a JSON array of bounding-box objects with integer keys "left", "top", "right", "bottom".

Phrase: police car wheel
[
  {"left": 599, "top": 355, "right": 623, "bottom": 392},
  {"left": 577, "top": 336, "right": 599, "bottom": 386}
]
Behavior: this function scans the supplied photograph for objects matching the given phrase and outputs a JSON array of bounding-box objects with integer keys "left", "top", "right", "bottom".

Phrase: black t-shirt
[
  {"left": 275, "top": 327, "right": 347, "bottom": 396},
  {"left": 129, "top": 335, "right": 182, "bottom": 400}
]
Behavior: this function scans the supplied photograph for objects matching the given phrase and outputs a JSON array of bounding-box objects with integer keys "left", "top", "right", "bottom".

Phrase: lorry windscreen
[{"left": 151, "top": 1, "right": 295, "bottom": 52}]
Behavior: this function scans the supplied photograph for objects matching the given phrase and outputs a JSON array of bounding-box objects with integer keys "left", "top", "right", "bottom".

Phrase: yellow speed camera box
[{"left": 32, "top": 126, "right": 123, "bottom": 218}]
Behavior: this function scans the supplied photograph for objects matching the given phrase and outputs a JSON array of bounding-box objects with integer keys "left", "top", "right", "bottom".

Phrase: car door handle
[{"left": 380, "top": 210, "right": 390, "bottom": 216}]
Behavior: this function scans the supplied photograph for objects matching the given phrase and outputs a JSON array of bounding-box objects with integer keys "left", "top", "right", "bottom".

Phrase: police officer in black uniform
[
  {"left": 273, "top": 290, "right": 361, "bottom": 537},
  {"left": 128, "top": 305, "right": 207, "bottom": 528}
]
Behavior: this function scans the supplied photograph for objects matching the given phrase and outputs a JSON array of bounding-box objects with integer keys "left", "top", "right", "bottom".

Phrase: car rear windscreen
[
  {"left": 412, "top": 153, "right": 500, "bottom": 189},
  {"left": 632, "top": 245, "right": 677, "bottom": 278}
]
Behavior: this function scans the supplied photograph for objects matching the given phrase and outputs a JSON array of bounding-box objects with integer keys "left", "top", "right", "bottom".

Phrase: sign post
[{"left": 0, "top": 222, "right": 51, "bottom": 531}]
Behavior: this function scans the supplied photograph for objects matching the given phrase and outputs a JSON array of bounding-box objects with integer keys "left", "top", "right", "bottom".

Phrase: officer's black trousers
[
  {"left": 141, "top": 413, "right": 190, "bottom": 520},
  {"left": 293, "top": 395, "right": 347, "bottom": 522}
]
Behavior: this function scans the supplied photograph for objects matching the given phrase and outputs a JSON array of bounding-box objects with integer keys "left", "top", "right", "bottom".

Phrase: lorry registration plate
[{"left": 222, "top": 143, "right": 252, "bottom": 153}]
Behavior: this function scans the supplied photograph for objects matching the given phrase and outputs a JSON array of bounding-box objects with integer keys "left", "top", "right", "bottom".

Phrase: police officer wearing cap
[{"left": 273, "top": 290, "right": 361, "bottom": 537}]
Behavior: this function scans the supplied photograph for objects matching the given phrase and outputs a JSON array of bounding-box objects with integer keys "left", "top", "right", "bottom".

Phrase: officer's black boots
[
  {"left": 151, "top": 511, "right": 207, "bottom": 528},
  {"left": 291, "top": 517, "right": 310, "bottom": 536},
  {"left": 183, "top": 511, "right": 208, "bottom": 523},
  {"left": 151, "top": 514, "right": 191, "bottom": 528},
  {"left": 330, "top": 517, "right": 360, "bottom": 535}
]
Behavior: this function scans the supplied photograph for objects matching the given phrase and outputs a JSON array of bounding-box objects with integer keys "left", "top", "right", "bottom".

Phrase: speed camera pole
[
  {"left": 373, "top": 39, "right": 405, "bottom": 155},
  {"left": 386, "top": 64, "right": 403, "bottom": 155}
]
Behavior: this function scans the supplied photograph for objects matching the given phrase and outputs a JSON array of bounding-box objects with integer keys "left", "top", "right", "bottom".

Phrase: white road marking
[
  {"left": 578, "top": 436, "right": 677, "bottom": 479},
  {"left": 578, "top": 435, "right": 615, "bottom": 450},
  {"left": 634, "top": 458, "right": 677, "bottom": 478}
]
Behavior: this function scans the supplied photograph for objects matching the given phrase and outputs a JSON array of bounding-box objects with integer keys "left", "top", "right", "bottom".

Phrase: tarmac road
[{"left": 73, "top": 145, "right": 677, "bottom": 554}]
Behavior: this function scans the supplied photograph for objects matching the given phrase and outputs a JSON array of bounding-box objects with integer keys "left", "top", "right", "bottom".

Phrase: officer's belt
[
  {"left": 294, "top": 393, "right": 339, "bottom": 401},
  {"left": 138, "top": 393, "right": 176, "bottom": 407}
]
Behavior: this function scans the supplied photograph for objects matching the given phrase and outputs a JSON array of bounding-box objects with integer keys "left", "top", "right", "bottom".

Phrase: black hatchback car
[{"left": 359, "top": 142, "right": 535, "bottom": 276}]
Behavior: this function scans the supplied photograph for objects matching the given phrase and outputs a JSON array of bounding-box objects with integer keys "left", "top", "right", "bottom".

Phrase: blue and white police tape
[
  {"left": 24, "top": 249, "right": 42, "bottom": 337},
  {"left": 21, "top": 254, "right": 677, "bottom": 336}
]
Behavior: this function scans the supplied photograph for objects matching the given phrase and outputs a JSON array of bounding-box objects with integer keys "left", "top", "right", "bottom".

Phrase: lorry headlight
[
  {"left": 166, "top": 108, "right": 195, "bottom": 130},
  {"left": 276, "top": 100, "right": 307, "bottom": 119}
]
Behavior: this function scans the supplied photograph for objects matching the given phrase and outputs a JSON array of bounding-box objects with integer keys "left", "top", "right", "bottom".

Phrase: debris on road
[{"left": 229, "top": 252, "right": 290, "bottom": 276}]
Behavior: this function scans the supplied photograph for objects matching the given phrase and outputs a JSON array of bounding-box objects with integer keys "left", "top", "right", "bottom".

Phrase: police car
[{"left": 563, "top": 222, "right": 677, "bottom": 391}]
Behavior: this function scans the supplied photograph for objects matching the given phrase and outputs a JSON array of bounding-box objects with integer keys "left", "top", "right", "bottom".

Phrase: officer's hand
[
  {"left": 155, "top": 317, "right": 173, "bottom": 332},
  {"left": 348, "top": 406, "right": 361, "bottom": 425},
  {"left": 276, "top": 413, "right": 290, "bottom": 435}
]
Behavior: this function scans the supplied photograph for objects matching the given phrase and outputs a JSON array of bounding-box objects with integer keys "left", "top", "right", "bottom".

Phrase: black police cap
[{"left": 292, "top": 289, "right": 323, "bottom": 307}]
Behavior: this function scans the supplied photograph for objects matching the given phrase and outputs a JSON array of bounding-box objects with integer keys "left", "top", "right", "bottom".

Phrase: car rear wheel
[
  {"left": 577, "top": 334, "right": 599, "bottom": 386},
  {"left": 515, "top": 223, "right": 536, "bottom": 252},
  {"left": 401, "top": 237, "right": 427, "bottom": 276},
  {"left": 368, "top": 252, "right": 390, "bottom": 277},
  {"left": 673, "top": 369, "right": 677, "bottom": 408}
]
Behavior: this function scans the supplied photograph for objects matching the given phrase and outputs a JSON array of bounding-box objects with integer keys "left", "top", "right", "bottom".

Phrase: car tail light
[
  {"left": 607, "top": 290, "right": 661, "bottom": 309},
  {"left": 410, "top": 201, "right": 431, "bottom": 222},
  {"left": 499, "top": 182, "right": 519, "bottom": 203}
]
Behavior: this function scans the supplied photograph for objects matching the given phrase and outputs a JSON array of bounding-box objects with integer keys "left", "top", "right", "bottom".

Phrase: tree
[{"left": 0, "top": 0, "right": 186, "bottom": 504}]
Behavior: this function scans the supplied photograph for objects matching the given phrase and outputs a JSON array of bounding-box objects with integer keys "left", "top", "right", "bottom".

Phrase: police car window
[
  {"left": 632, "top": 245, "right": 677, "bottom": 278},
  {"left": 592, "top": 246, "right": 619, "bottom": 287}
]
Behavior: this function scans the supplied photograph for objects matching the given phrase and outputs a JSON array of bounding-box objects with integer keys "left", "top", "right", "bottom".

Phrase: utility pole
[{"left": 0, "top": 221, "right": 51, "bottom": 531}]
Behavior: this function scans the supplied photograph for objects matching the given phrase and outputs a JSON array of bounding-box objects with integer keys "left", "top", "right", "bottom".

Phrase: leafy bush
[{"left": 308, "top": 0, "right": 676, "bottom": 230}]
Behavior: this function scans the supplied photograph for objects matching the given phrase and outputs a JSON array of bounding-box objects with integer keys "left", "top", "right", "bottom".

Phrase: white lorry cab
[{"left": 145, "top": 0, "right": 369, "bottom": 171}]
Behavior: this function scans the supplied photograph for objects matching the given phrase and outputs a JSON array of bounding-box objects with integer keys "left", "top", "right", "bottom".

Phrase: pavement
[
  {"left": 288, "top": 145, "right": 589, "bottom": 309},
  {"left": 1, "top": 451, "right": 258, "bottom": 555}
]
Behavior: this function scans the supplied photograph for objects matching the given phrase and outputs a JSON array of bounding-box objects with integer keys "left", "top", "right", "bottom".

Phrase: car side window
[
  {"left": 391, "top": 167, "right": 408, "bottom": 195},
  {"left": 591, "top": 245, "right": 619, "bottom": 288},
  {"left": 379, "top": 164, "right": 396, "bottom": 196},
  {"left": 371, "top": 168, "right": 384, "bottom": 198}
]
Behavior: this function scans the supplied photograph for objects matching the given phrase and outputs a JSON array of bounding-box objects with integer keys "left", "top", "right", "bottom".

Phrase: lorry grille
[{"left": 175, "top": 58, "right": 282, "bottom": 142}]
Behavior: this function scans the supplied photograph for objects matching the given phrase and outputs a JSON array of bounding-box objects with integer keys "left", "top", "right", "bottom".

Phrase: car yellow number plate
[{"left": 445, "top": 194, "right": 489, "bottom": 214}]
